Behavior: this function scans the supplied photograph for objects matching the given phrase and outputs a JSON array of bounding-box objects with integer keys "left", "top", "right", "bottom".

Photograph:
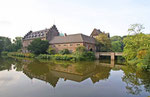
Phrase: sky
[{"left": 0, "top": 0, "right": 150, "bottom": 39}]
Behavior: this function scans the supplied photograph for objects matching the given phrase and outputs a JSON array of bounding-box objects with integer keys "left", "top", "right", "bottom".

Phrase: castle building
[
  {"left": 22, "top": 25, "right": 109, "bottom": 53},
  {"left": 22, "top": 25, "right": 59, "bottom": 53},
  {"left": 49, "top": 34, "right": 96, "bottom": 52}
]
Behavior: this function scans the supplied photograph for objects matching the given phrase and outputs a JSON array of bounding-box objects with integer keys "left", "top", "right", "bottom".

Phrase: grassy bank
[
  {"left": 8, "top": 52, "right": 35, "bottom": 58},
  {"left": 37, "top": 54, "right": 76, "bottom": 61},
  {"left": 6, "top": 52, "right": 95, "bottom": 61}
]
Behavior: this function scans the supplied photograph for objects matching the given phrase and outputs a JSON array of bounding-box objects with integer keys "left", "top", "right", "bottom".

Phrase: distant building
[
  {"left": 49, "top": 34, "right": 96, "bottom": 52},
  {"left": 90, "top": 28, "right": 110, "bottom": 38},
  {"left": 22, "top": 25, "right": 59, "bottom": 53}
]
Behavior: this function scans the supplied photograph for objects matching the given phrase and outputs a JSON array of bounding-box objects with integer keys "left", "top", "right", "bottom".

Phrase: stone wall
[
  {"left": 83, "top": 42, "right": 96, "bottom": 52},
  {"left": 51, "top": 43, "right": 84, "bottom": 52},
  {"left": 51, "top": 42, "right": 96, "bottom": 52}
]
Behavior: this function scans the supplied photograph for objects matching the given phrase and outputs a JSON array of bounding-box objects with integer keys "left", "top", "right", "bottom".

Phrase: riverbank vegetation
[
  {"left": 7, "top": 46, "right": 95, "bottom": 61},
  {"left": 8, "top": 52, "right": 35, "bottom": 58},
  {"left": 123, "top": 24, "right": 150, "bottom": 71},
  {"left": 0, "top": 37, "right": 22, "bottom": 53}
]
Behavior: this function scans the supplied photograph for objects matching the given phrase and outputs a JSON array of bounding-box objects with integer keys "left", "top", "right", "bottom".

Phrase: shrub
[
  {"left": 8, "top": 52, "right": 35, "bottom": 58},
  {"left": 52, "top": 54, "right": 75, "bottom": 61},
  {"left": 74, "top": 50, "right": 95, "bottom": 61},
  {"left": 1, "top": 51, "right": 8, "bottom": 56},
  {"left": 37, "top": 54, "right": 51, "bottom": 59},
  {"left": 59, "top": 49, "right": 70, "bottom": 55},
  {"left": 76, "top": 46, "right": 87, "bottom": 52},
  {"left": 37, "top": 54, "right": 75, "bottom": 61},
  {"left": 17, "top": 49, "right": 22, "bottom": 52},
  {"left": 84, "top": 51, "right": 95, "bottom": 60},
  {"left": 46, "top": 46, "right": 56, "bottom": 55}
]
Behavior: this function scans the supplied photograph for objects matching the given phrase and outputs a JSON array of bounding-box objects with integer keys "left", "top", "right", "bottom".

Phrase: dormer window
[{"left": 41, "top": 33, "right": 44, "bottom": 36}]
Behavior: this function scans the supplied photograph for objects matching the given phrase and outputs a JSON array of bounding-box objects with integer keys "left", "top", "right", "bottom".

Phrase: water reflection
[
  {"left": 0, "top": 56, "right": 14, "bottom": 71},
  {"left": 22, "top": 60, "right": 112, "bottom": 87},
  {"left": 0, "top": 56, "right": 149, "bottom": 97},
  {"left": 122, "top": 65, "right": 150, "bottom": 95}
]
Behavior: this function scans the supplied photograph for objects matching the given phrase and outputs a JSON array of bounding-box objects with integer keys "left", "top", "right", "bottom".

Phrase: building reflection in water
[{"left": 22, "top": 60, "right": 112, "bottom": 87}]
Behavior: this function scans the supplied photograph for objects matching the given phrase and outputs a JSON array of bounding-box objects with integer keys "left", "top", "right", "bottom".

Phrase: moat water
[{"left": 0, "top": 56, "right": 150, "bottom": 97}]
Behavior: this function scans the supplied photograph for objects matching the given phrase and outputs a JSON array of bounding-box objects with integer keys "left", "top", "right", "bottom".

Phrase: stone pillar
[
  {"left": 95, "top": 52, "right": 100, "bottom": 59},
  {"left": 111, "top": 52, "right": 115, "bottom": 60},
  {"left": 110, "top": 52, "right": 115, "bottom": 66}
]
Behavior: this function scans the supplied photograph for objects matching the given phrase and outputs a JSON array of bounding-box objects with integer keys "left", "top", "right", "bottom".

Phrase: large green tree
[
  {"left": 0, "top": 37, "right": 12, "bottom": 53},
  {"left": 13, "top": 37, "right": 22, "bottom": 51},
  {"left": 27, "top": 38, "right": 49, "bottom": 55},
  {"left": 123, "top": 24, "right": 150, "bottom": 71},
  {"left": 0, "top": 36, "right": 22, "bottom": 53},
  {"left": 7, "top": 37, "right": 22, "bottom": 52},
  {"left": 95, "top": 33, "right": 111, "bottom": 52},
  {"left": 111, "top": 36, "right": 124, "bottom": 52}
]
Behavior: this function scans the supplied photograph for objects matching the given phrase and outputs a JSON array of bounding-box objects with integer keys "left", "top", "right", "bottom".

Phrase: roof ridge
[
  {"left": 80, "top": 34, "right": 84, "bottom": 42},
  {"left": 32, "top": 28, "right": 50, "bottom": 33},
  {"left": 67, "top": 33, "right": 82, "bottom": 36}
]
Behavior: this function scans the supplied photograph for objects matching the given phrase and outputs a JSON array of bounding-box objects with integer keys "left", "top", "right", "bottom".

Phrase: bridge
[
  {"left": 95, "top": 52, "right": 123, "bottom": 66},
  {"left": 95, "top": 52, "right": 123, "bottom": 60}
]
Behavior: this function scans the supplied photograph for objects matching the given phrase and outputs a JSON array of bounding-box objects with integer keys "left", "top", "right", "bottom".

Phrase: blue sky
[{"left": 0, "top": 0, "right": 150, "bottom": 39}]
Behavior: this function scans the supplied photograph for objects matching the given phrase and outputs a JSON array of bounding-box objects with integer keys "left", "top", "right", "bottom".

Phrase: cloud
[{"left": 0, "top": 20, "right": 12, "bottom": 26}]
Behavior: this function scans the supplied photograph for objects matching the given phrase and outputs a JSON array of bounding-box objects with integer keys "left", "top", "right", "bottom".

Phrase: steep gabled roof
[
  {"left": 23, "top": 25, "right": 58, "bottom": 40},
  {"left": 49, "top": 34, "right": 96, "bottom": 44},
  {"left": 90, "top": 28, "right": 102, "bottom": 37}
]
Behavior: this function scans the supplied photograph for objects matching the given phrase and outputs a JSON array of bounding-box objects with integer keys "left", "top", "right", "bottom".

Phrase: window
[
  {"left": 77, "top": 44, "right": 80, "bottom": 46},
  {"left": 58, "top": 44, "right": 61, "bottom": 46},
  {"left": 64, "top": 44, "right": 66, "bottom": 46},
  {"left": 70, "top": 44, "right": 73, "bottom": 46}
]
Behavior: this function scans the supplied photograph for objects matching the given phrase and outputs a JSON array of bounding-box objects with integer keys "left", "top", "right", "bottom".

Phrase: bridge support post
[
  {"left": 95, "top": 52, "right": 100, "bottom": 59},
  {"left": 111, "top": 52, "right": 115, "bottom": 60},
  {"left": 110, "top": 52, "right": 115, "bottom": 66}
]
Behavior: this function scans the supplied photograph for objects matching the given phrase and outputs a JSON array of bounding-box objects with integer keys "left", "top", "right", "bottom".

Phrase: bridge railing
[{"left": 96, "top": 52, "right": 123, "bottom": 56}]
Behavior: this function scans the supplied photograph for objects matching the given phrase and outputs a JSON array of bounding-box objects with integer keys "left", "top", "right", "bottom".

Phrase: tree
[
  {"left": 6, "top": 37, "right": 22, "bottom": 52},
  {"left": 128, "top": 24, "right": 145, "bottom": 35},
  {"left": 111, "top": 36, "right": 122, "bottom": 41},
  {"left": 111, "top": 41, "right": 122, "bottom": 52},
  {"left": 0, "top": 37, "right": 12, "bottom": 53},
  {"left": 0, "top": 39, "right": 4, "bottom": 54},
  {"left": 111, "top": 36, "right": 124, "bottom": 52},
  {"left": 27, "top": 38, "right": 49, "bottom": 55},
  {"left": 12, "top": 37, "right": 22, "bottom": 51},
  {"left": 123, "top": 24, "right": 147, "bottom": 61},
  {"left": 95, "top": 33, "right": 111, "bottom": 52},
  {"left": 123, "top": 24, "right": 150, "bottom": 71}
]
